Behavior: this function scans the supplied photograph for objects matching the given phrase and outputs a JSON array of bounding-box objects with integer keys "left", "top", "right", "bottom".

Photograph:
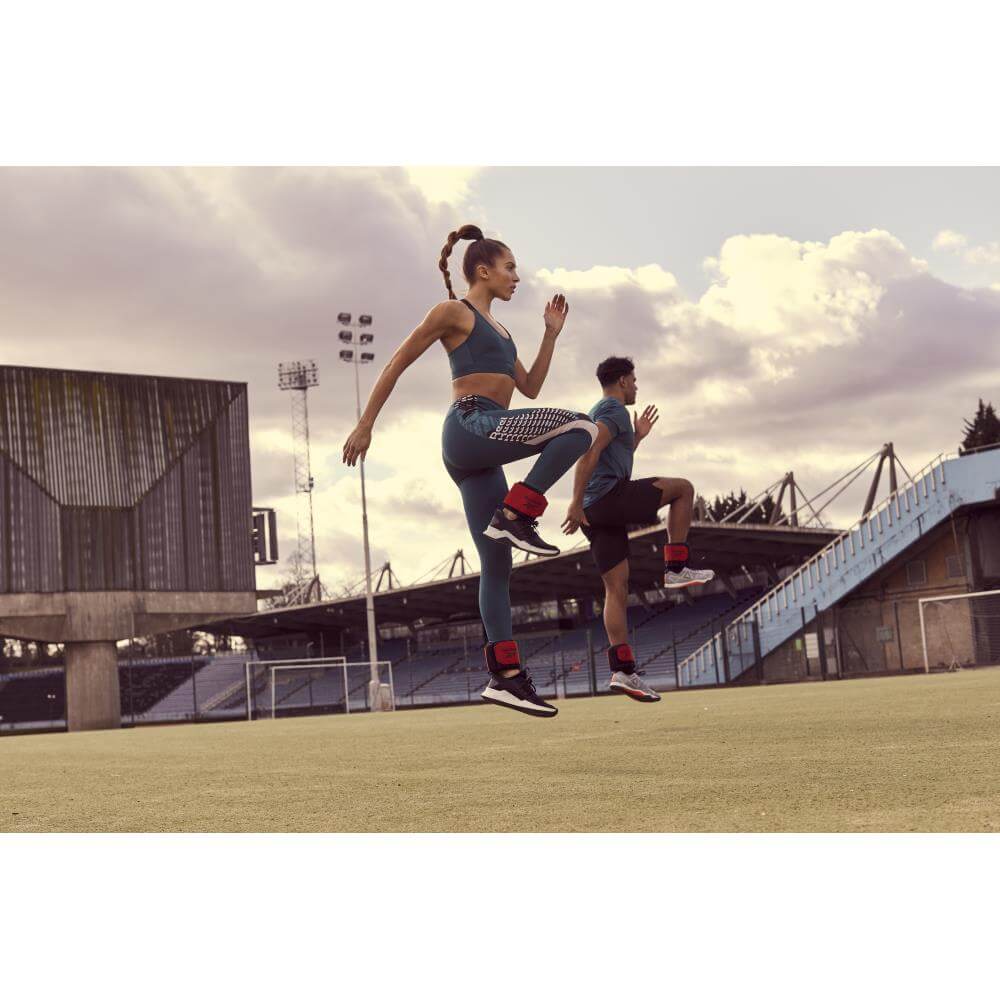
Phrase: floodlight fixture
[{"left": 277, "top": 359, "right": 319, "bottom": 391}]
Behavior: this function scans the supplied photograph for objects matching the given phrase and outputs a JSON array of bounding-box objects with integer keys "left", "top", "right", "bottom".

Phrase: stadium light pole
[{"left": 338, "top": 312, "right": 384, "bottom": 709}]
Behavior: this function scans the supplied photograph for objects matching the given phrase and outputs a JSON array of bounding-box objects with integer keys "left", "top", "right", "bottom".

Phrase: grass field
[{"left": 3, "top": 668, "right": 1000, "bottom": 832}]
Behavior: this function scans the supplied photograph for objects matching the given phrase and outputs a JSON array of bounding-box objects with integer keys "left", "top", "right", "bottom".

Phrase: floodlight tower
[
  {"left": 338, "top": 312, "right": 384, "bottom": 709},
  {"left": 278, "top": 359, "right": 321, "bottom": 602}
]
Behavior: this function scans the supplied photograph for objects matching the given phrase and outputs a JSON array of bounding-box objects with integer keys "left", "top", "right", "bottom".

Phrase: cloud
[
  {"left": 933, "top": 229, "right": 967, "bottom": 251},
  {"left": 2, "top": 169, "right": 998, "bottom": 596},
  {"left": 699, "top": 231, "right": 925, "bottom": 358},
  {"left": 536, "top": 263, "right": 679, "bottom": 295},
  {"left": 932, "top": 227, "right": 1000, "bottom": 267},
  {"left": 520, "top": 229, "right": 998, "bottom": 535},
  {"left": 965, "top": 243, "right": 1000, "bottom": 266},
  {"left": 404, "top": 167, "right": 482, "bottom": 206}
]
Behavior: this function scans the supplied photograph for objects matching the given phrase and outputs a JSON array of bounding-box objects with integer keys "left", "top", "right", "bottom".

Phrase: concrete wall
[
  {"left": 759, "top": 508, "right": 997, "bottom": 682},
  {"left": 65, "top": 642, "right": 121, "bottom": 731},
  {"left": 841, "top": 516, "right": 971, "bottom": 672}
]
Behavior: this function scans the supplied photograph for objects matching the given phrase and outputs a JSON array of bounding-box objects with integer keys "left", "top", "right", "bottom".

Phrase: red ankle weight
[
  {"left": 503, "top": 482, "right": 547, "bottom": 518},
  {"left": 484, "top": 640, "right": 521, "bottom": 672},
  {"left": 607, "top": 643, "right": 636, "bottom": 671},
  {"left": 664, "top": 543, "right": 689, "bottom": 570}
]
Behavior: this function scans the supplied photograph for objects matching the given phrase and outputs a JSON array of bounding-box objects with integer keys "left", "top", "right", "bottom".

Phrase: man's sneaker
[
  {"left": 609, "top": 670, "right": 661, "bottom": 703},
  {"left": 483, "top": 508, "right": 560, "bottom": 556},
  {"left": 664, "top": 567, "right": 715, "bottom": 589},
  {"left": 481, "top": 670, "right": 558, "bottom": 717}
]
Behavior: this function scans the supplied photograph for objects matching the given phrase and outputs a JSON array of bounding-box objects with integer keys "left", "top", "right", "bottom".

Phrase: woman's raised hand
[{"left": 543, "top": 293, "right": 569, "bottom": 336}]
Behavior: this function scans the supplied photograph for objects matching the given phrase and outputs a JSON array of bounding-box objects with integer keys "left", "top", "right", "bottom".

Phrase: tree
[
  {"left": 708, "top": 488, "right": 784, "bottom": 525},
  {"left": 710, "top": 490, "right": 744, "bottom": 521},
  {"left": 961, "top": 399, "right": 1000, "bottom": 454}
]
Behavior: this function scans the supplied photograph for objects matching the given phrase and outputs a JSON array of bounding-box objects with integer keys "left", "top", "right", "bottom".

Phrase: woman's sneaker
[
  {"left": 664, "top": 567, "right": 715, "bottom": 589},
  {"left": 481, "top": 670, "right": 558, "bottom": 717},
  {"left": 483, "top": 508, "right": 560, "bottom": 557},
  {"left": 609, "top": 670, "right": 661, "bottom": 703}
]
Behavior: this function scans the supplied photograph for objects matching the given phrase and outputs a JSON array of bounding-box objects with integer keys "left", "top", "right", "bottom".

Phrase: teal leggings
[{"left": 442, "top": 395, "right": 597, "bottom": 642}]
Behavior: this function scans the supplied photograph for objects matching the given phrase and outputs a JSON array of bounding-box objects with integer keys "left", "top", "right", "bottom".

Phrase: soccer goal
[
  {"left": 244, "top": 657, "right": 396, "bottom": 720},
  {"left": 918, "top": 589, "right": 1000, "bottom": 673}
]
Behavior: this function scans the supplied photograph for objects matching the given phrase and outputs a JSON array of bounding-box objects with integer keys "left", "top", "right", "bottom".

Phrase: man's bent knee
[{"left": 655, "top": 477, "right": 695, "bottom": 503}]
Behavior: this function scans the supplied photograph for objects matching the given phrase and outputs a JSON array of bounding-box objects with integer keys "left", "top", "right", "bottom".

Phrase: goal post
[
  {"left": 243, "top": 657, "right": 395, "bottom": 719},
  {"left": 243, "top": 657, "right": 346, "bottom": 721},
  {"left": 339, "top": 660, "right": 395, "bottom": 714},
  {"left": 918, "top": 589, "right": 1000, "bottom": 673}
]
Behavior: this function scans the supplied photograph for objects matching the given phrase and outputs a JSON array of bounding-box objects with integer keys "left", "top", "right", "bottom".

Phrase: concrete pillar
[{"left": 65, "top": 641, "right": 121, "bottom": 731}]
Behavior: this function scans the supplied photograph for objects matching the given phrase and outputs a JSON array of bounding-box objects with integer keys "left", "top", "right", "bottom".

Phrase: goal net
[
  {"left": 243, "top": 658, "right": 395, "bottom": 719},
  {"left": 918, "top": 589, "right": 1000, "bottom": 672}
]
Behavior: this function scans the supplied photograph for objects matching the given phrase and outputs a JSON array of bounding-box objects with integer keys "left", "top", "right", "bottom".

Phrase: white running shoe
[
  {"left": 664, "top": 567, "right": 715, "bottom": 589},
  {"left": 609, "top": 670, "right": 661, "bottom": 703}
]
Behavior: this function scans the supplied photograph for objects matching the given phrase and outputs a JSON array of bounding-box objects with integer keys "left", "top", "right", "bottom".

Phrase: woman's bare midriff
[{"left": 451, "top": 372, "right": 516, "bottom": 408}]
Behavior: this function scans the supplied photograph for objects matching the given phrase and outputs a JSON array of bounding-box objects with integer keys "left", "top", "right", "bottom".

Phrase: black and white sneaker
[
  {"left": 483, "top": 508, "right": 560, "bottom": 556},
  {"left": 481, "top": 670, "right": 558, "bottom": 717}
]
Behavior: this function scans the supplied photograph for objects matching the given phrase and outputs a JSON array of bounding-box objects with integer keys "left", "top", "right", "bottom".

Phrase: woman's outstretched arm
[{"left": 342, "top": 301, "right": 459, "bottom": 466}]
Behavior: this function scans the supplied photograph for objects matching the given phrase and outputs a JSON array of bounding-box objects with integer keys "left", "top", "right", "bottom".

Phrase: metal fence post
[
  {"left": 191, "top": 657, "right": 198, "bottom": 720},
  {"left": 587, "top": 628, "right": 596, "bottom": 696},
  {"left": 800, "top": 606, "right": 809, "bottom": 677},
  {"left": 558, "top": 636, "right": 565, "bottom": 699},
  {"left": 672, "top": 632, "right": 680, "bottom": 689},
  {"left": 752, "top": 614, "right": 763, "bottom": 683},
  {"left": 127, "top": 644, "right": 135, "bottom": 725},
  {"left": 720, "top": 626, "right": 731, "bottom": 684},
  {"left": 893, "top": 601, "right": 905, "bottom": 672},
  {"left": 817, "top": 609, "right": 829, "bottom": 681}
]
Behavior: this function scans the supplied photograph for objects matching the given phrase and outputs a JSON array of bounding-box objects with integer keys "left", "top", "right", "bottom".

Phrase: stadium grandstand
[{"left": 4, "top": 443, "right": 998, "bottom": 733}]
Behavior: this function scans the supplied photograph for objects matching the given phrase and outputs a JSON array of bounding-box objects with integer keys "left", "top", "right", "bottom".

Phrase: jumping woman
[{"left": 342, "top": 225, "right": 597, "bottom": 718}]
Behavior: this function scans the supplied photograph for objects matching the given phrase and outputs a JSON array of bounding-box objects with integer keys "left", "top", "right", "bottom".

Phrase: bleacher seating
[
  {"left": 388, "top": 588, "right": 765, "bottom": 705},
  {"left": 122, "top": 659, "right": 208, "bottom": 717},
  {"left": 0, "top": 668, "right": 65, "bottom": 729},
  {"left": 135, "top": 654, "right": 246, "bottom": 721},
  {"left": 0, "top": 658, "right": 209, "bottom": 730},
  {"left": 0, "top": 589, "right": 767, "bottom": 730}
]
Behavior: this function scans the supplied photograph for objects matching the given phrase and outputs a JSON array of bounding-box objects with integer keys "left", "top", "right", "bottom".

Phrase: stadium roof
[{"left": 218, "top": 520, "right": 839, "bottom": 641}]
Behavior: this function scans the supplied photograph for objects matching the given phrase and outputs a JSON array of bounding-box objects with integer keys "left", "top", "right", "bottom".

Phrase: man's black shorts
[{"left": 580, "top": 477, "right": 662, "bottom": 574}]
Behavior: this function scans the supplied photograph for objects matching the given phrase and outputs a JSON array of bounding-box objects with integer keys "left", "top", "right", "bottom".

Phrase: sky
[{"left": 2, "top": 165, "right": 999, "bottom": 595}]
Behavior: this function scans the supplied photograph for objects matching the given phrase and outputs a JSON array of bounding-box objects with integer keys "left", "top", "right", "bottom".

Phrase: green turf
[{"left": 3, "top": 668, "right": 1000, "bottom": 832}]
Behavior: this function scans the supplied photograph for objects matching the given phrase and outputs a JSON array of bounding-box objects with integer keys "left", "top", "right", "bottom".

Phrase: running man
[
  {"left": 343, "top": 225, "right": 597, "bottom": 718},
  {"left": 561, "top": 356, "right": 714, "bottom": 703}
]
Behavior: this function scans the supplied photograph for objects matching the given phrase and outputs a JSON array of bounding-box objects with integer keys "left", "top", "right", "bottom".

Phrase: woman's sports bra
[{"left": 447, "top": 299, "right": 517, "bottom": 380}]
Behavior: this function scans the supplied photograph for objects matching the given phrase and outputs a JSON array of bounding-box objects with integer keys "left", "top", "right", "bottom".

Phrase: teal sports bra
[{"left": 447, "top": 299, "right": 518, "bottom": 380}]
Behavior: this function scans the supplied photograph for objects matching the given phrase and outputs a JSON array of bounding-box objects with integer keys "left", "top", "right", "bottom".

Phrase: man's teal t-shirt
[{"left": 583, "top": 397, "right": 634, "bottom": 508}]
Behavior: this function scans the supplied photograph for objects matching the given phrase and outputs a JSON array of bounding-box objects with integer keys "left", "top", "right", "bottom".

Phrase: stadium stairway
[
  {"left": 141, "top": 654, "right": 247, "bottom": 720},
  {"left": 678, "top": 449, "right": 1000, "bottom": 687}
]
